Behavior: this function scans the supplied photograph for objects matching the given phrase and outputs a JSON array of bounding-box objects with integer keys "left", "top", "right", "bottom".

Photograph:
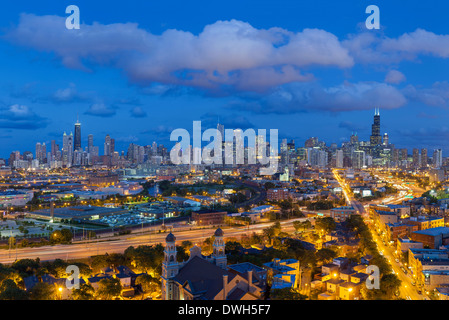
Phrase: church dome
[
  {"left": 166, "top": 232, "right": 176, "bottom": 242},
  {"left": 214, "top": 227, "right": 224, "bottom": 237}
]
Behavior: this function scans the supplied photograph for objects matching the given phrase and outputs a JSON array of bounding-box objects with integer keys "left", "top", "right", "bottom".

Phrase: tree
[
  {"left": 135, "top": 274, "right": 160, "bottom": 295},
  {"left": 96, "top": 277, "right": 122, "bottom": 300},
  {"left": 43, "top": 259, "right": 68, "bottom": 278},
  {"left": 29, "top": 282, "right": 57, "bottom": 300},
  {"left": 270, "top": 287, "right": 307, "bottom": 300},
  {"left": 315, "top": 217, "right": 336, "bottom": 234},
  {"left": 90, "top": 255, "right": 110, "bottom": 274},
  {"left": 11, "top": 258, "right": 40, "bottom": 276},
  {"left": 229, "top": 193, "right": 247, "bottom": 204},
  {"left": 60, "top": 228, "right": 73, "bottom": 242},
  {"left": 124, "top": 244, "right": 164, "bottom": 276},
  {"left": 180, "top": 240, "right": 193, "bottom": 252},
  {"left": 264, "top": 182, "right": 275, "bottom": 190},
  {"left": 316, "top": 248, "right": 338, "bottom": 264},
  {"left": 380, "top": 273, "right": 401, "bottom": 299},
  {"left": 71, "top": 283, "right": 95, "bottom": 300},
  {"left": 0, "top": 279, "right": 28, "bottom": 300},
  {"left": 293, "top": 220, "right": 312, "bottom": 232},
  {"left": 70, "top": 262, "right": 92, "bottom": 278}
]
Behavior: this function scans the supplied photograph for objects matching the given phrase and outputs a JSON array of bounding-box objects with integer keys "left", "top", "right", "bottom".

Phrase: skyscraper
[
  {"left": 370, "top": 108, "right": 382, "bottom": 146},
  {"left": 335, "top": 149, "right": 343, "bottom": 168},
  {"left": 383, "top": 133, "right": 389, "bottom": 146},
  {"left": 88, "top": 134, "right": 94, "bottom": 153},
  {"left": 433, "top": 149, "right": 443, "bottom": 168},
  {"left": 421, "top": 148, "right": 428, "bottom": 168},
  {"left": 413, "top": 148, "right": 420, "bottom": 168},
  {"left": 104, "top": 134, "right": 111, "bottom": 156},
  {"left": 74, "top": 116, "right": 81, "bottom": 151}
]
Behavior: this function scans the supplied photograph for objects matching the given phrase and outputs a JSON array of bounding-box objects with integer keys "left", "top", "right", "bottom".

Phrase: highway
[
  {"left": 332, "top": 169, "right": 424, "bottom": 300},
  {"left": 0, "top": 217, "right": 308, "bottom": 264}
]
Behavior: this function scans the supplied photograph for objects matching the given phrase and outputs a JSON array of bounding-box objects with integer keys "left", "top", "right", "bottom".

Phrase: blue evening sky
[{"left": 0, "top": 0, "right": 449, "bottom": 157}]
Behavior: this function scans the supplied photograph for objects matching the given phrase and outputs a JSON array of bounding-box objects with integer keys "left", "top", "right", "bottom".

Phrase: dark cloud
[
  {"left": 140, "top": 125, "right": 176, "bottom": 136},
  {"left": 338, "top": 121, "right": 366, "bottom": 133},
  {"left": 200, "top": 112, "right": 255, "bottom": 130},
  {"left": 0, "top": 104, "right": 49, "bottom": 130},
  {"left": 48, "top": 83, "right": 92, "bottom": 104},
  {"left": 395, "top": 126, "right": 449, "bottom": 149},
  {"left": 228, "top": 81, "right": 407, "bottom": 115},
  {"left": 84, "top": 103, "right": 117, "bottom": 117},
  {"left": 130, "top": 106, "right": 147, "bottom": 118},
  {"left": 403, "top": 82, "right": 449, "bottom": 108}
]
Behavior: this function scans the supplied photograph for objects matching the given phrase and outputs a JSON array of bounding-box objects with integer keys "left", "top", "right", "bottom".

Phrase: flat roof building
[{"left": 27, "top": 205, "right": 128, "bottom": 222}]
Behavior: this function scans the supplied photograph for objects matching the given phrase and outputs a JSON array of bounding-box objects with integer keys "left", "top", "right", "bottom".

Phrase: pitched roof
[
  {"left": 173, "top": 256, "right": 232, "bottom": 300},
  {"left": 226, "top": 288, "right": 246, "bottom": 300}
]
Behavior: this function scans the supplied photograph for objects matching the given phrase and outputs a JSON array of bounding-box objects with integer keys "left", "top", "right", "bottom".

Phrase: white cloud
[
  {"left": 384, "top": 70, "right": 406, "bottom": 84},
  {"left": 6, "top": 14, "right": 353, "bottom": 92}
]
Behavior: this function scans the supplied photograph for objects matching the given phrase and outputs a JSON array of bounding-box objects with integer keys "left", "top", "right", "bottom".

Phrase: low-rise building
[
  {"left": 397, "top": 237, "right": 423, "bottom": 253},
  {"left": 330, "top": 206, "right": 357, "bottom": 222},
  {"left": 411, "top": 227, "right": 449, "bottom": 249},
  {"left": 263, "top": 258, "right": 300, "bottom": 289}
]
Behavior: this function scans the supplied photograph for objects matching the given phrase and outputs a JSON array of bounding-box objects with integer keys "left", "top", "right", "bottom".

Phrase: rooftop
[
  {"left": 413, "top": 227, "right": 449, "bottom": 236},
  {"left": 227, "top": 262, "right": 265, "bottom": 274}
]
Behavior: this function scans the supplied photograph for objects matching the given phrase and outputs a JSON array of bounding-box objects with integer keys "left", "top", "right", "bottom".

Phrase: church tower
[
  {"left": 212, "top": 228, "right": 227, "bottom": 269},
  {"left": 161, "top": 232, "right": 179, "bottom": 300}
]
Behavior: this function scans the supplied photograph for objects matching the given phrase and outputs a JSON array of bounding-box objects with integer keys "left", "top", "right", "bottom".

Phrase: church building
[{"left": 161, "top": 227, "right": 265, "bottom": 300}]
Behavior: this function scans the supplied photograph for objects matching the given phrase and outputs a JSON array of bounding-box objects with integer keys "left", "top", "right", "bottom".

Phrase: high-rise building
[
  {"left": 421, "top": 148, "right": 428, "bottom": 168},
  {"left": 111, "top": 138, "right": 115, "bottom": 154},
  {"left": 217, "top": 122, "right": 225, "bottom": 141},
  {"left": 88, "top": 134, "right": 94, "bottom": 153},
  {"left": 413, "top": 148, "right": 420, "bottom": 168},
  {"left": 305, "top": 137, "right": 318, "bottom": 148},
  {"left": 335, "top": 149, "right": 344, "bottom": 168},
  {"left": 400, "top": 148, "right": 408, "bottom": 161},
  {"left": 351, "top": 150, "right": 365, "bottom": 169},
  {"left": 74, "top": 117, "right": 81, "bottom": 151},
  {"left": 370, "top": 108, "right": 382, "bottom": 146},
  {"left": 383, "top": 133, "right": 389, "bottom": 146},
  {"left": 152, "top": 141, "right": 158, "bottom": 155},
  {"left": 51, "top": 140, "right": 57, "bottom": 158},
  {"left": 433, "top": 149, "right": 443, "bottom": 168},
  {"left": 104, "top": 134, "right": 111, "bottom": 156},
  {"left": 350, "top": 133, "right": 359, "bottom": 146}
]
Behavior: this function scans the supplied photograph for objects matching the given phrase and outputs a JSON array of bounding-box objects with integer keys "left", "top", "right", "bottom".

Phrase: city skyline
[
  {"left": 1, "top": 1, "right": 449, "bottom": 157},
  {"left": 6, "top": 109, "right": 446, "bottom": 166}
]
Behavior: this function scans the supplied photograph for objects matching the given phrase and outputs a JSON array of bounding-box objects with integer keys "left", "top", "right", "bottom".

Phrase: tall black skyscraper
[
  {"left": 370, "top": 108, "right": 382, "bottom": 146},
  {"left": 74, "top": 115, "right": 82, "bottom": 151}
]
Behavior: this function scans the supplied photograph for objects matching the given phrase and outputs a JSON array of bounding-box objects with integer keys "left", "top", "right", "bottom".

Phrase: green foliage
[
  {"left": 270, "top": 287, "right": 307, "bottom": 300},
  {"left": 315, "top": 217, "right": 336, "bottom": 234},
  {"left": 316, "top": 248, "right": 338, "bottom": 264},
  {"left": 96, "top": 277, "right": 122, "bottom": 300},
  {"left": 71, "top": 283, "right": 95, "bottom": 300},
  {"left": 11, "top": 258, "right": 40, "bottom": 276},
  {"left": 306, "top": 200, "right": 334, "bottom": 211},
  {"left": 293, "top": 220, "right": 312, "bottom": 232},
  {"left": 0, "top": 279, "right": 28, "bottom": 300},
  {"left": 135, "top": 273, "right": 160, "bottom": 294},
  {"left": 50, "top": 228, "right": 73, "bottom": 244},
  {"left": 229, "top": 192, "right": 247, "bottom": 204},
  {"left": 124, "top": 244, "right": 164, "bottom": 276},
  {"left": 29, "top": 282, "right": 57, "bottom": 300}
]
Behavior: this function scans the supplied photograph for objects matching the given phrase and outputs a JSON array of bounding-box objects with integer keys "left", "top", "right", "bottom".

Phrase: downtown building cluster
[
  {"left": 278, "top": 109, "right": 445, "bottom": 182},
  {"left": 7, "top": 118, "right": 169, "bottom": 170},
  {"left": 2, "top": 110, "right": 446, "bottom": 182}
]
